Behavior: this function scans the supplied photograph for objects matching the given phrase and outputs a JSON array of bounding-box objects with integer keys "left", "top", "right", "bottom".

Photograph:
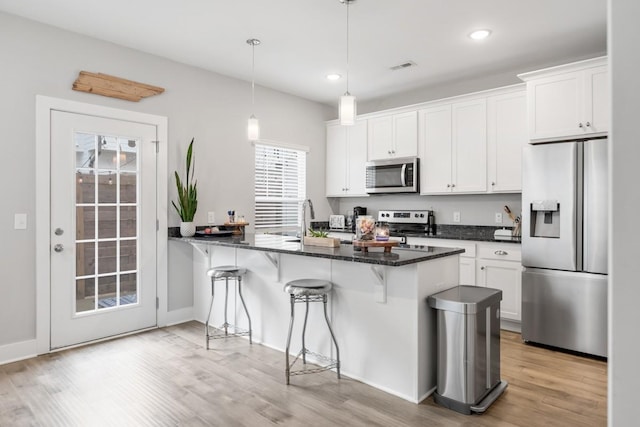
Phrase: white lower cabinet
[
  {"left": 476, "top": 243, "right": 522, "bottom": 322},
  {"left": 408, "top": 237, "right": 522, "bottom": 323}
]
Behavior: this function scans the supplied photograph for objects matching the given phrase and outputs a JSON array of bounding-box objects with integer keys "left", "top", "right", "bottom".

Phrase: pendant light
[
  {"left": 339, "top": 0, "right": 356, "bottom": 126},
  {"left": 247, "top": 38, "right": 261, "bottom": 141}
]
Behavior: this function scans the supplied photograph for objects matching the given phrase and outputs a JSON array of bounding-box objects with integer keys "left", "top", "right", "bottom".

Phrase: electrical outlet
[
  {"left": 495, "top": 212, "right": 503, "bottom": 224},
  {"left": 453, "top": 211, "right": 461, "bottom": 223},
  {"left": 14, "top": 213, "right": 27, "bottom": 230},
  {"left": 207, "top": 211, "right": 216, "bottom": 224}
]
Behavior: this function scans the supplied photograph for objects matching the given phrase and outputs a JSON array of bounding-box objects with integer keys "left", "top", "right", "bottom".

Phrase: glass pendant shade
[
  {"left": 339, "top": 93, "right": 356, "bottom": 126},
  {"left": 247, "top": 114, "right": 260, "bottom": 141}
]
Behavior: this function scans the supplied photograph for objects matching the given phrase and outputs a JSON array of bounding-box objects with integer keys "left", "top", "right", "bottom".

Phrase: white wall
[
  {"left": 609, "top": 0, "right": 640, "bottom": 425},
  {"left": 0, "top": 11, "right": 333, "bottom": 348}
]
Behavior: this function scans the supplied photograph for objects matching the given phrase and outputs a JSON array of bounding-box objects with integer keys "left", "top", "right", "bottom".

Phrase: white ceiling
[{"left": 0, "top": 0, "right": 607, "bottom": 106}]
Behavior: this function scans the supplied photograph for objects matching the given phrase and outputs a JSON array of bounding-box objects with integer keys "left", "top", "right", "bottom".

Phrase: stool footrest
[
  {"left": 288, "top": 349, "right": 339, "bottom": 377},
  {"left": 206, "top": 324, "right": 251, "bottom": 340},
  {"left": 292, "top": 295, "right": 325, "bottom": 303}
]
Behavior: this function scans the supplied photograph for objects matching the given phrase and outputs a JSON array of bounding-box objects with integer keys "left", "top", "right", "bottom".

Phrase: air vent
[{"left": 390, "top": 61, "right": 417, "bottom": 71}]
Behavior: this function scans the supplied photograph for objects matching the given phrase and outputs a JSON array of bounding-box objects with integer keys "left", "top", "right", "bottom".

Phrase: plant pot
[{"left": 180, "top": 221, "right": 196, "bottom": 237}]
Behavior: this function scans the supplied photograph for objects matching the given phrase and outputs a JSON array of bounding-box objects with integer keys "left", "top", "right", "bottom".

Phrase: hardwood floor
[{"left": 0, "top": 322, "right": 607, "bottom": 426}]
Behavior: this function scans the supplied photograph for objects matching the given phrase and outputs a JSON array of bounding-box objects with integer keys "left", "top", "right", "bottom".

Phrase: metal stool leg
[
  {"left": 323, "top": 294, "right": 341, "bottom": 379},
  {"left": 285, "top": 294, "right": 295, "bottom": 385},
  {"left": 237, "top": 276, "right": 252, "bottom": 344},
  {"left": 223, "top": 277, "right": 229, "bottom": 336},
  {"left": 301, "top": 295, "right": 310, "bottom": 364},
  {"left": 205, "top": 277, "right": 216, "bottom": 350}
]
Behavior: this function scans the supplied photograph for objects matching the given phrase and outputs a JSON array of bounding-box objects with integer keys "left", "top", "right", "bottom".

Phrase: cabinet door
[
  {"left": 325, "top": 124, "right": 348, "bottom": 197},
  {"left": 459, "top": 257, "right": 476, "bottom": 286},
  {"left": 452, "top": 99, "right": 487, "bottom": 193},
  {"left": 584, "top": 66, "right": 609, "bottom": 135},
  {"left": 346, "top": 121, "right": 368, "bottom": 196},
  {"left": 367, "top": 116, "right": 393, "bottom": 160},
  {"left": 487, "top": 90, "right": 526, "bottom": 193},
  {"left": 527, "top": 71, "right": 583, "bottom": 141},
  {"left": 419, "top": 105, "right": 452, "bottom": 194},
  {"left": 477, "top": 259, "right": 522, "bottom": 321},
  {"left": 393, "top": 111, "right": 418, "bottom": 158}
]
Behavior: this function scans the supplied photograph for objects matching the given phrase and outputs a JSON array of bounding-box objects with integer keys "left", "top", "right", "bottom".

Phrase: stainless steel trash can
[{"left": 427, "top": 285, "right": 508, "bottom": 415}]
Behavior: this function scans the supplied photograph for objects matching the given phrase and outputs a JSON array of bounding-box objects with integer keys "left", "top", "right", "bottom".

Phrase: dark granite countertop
[{"left": 170, "top": 233, "right": 464, "bottom": 267}]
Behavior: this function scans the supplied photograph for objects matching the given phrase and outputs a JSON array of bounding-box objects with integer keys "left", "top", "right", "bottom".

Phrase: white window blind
[{"left": 254, "top": 143, "right": 306, "bottom": 230}]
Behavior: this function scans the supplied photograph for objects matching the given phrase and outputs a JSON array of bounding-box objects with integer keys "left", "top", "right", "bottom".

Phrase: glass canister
[
  {"left": 356, "top": 215, "right": 375, "bottom": 241},
  {"left": 375, "top": 222, "right": 390, "bottom": 241}
]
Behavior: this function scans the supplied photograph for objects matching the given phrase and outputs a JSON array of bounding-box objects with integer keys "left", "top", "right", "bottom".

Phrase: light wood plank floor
[{"left": 0, "top": 322, "right": 607, "bottom": 426}]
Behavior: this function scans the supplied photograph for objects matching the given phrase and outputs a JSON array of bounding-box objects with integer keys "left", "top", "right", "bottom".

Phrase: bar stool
[
  {"left": 284, "top": 279, "right": 340, "bottom": 384},
  {"left": 205, "top": 265, "right": 252, "bottom": 349}
]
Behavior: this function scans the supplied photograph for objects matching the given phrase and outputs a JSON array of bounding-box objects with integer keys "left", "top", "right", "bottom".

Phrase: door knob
[{"left": 54, "top": 244, "right": 64, "bottom": 253}]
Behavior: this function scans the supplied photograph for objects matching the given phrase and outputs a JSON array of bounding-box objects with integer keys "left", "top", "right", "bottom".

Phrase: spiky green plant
[{"left": 172, "top": 138, "right": 198, "bottom": 222}]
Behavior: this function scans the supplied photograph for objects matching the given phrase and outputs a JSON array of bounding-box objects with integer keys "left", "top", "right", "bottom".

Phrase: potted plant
[{"left": 173, "top": 138, "right": 198, "bottom": 237}]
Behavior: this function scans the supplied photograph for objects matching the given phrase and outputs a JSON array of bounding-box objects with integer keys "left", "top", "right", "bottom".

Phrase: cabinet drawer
[{"left": 477, "top": 243, "right": 521, "bottom": 262}]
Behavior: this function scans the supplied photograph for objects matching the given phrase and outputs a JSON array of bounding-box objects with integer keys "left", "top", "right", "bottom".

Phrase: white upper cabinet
[
  {"left": 367, "top": 111, "right": 418, "bottom": 160},
  {"left": 325, "top": 121, "right": 368, "bottom": 197},
  {"left": 420, "top": 99, "right": 487, "bottom": 194},
  {"left": 519, "top": 57, "right": 608, "bottom": 142},
  {"left": 487, "top": 88, "right": 527, "bottom": 193}
]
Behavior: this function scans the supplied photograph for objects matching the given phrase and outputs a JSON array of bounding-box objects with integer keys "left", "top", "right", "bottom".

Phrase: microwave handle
[{"left": 401, "top": 164, "right": 407, "bottom": 187}]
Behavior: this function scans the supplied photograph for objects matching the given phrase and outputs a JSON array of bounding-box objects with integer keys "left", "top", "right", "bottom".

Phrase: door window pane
[
  {"left": 76, "top": 206, "right": 95, "bottom": 240},
  {"left": 75, "top": 278, "right": 95, "bottom": 313},
  {"left": 97, "top": 275, "right": 118, "bottom": 309},
  {"left": 120, "top": 273, "right": 138, "bottom": 306},
  {"left": 98, "top": 241, "right": 117, "bottom": 275},
  {"left": 98, "top": 206, "right": 117, "bottom": 239},
  {"left": 120, "top": 172, "right": 137, "bottom": 203},
  {"left": 120, "top": 206, "right": 136, "bottom": 238},
  {"left": 76, "top": 242, "right": 95, "bottom": 277},
  {"left": 120, "top": 240, "right": 137, "bottom": 272}
]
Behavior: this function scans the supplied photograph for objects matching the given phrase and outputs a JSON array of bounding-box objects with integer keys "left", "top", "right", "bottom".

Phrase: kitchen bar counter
[
  {"left": 172, "top": 233, "right": 463, "bottom": 266},
  {"left": 173, "top": 232, "right": 461, "bottom": 403}
]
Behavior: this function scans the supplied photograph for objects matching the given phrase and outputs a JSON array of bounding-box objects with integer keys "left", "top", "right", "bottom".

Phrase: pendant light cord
[
  {"left": 251, "top": 42, "right": 256, "bottom": 107},
  {"left": 345, "top": 0, "right": 350, "bottom": 95}
]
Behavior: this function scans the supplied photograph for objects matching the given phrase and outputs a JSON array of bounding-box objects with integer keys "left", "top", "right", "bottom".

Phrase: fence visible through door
[{"left": 50, "top": 111, "right": 158, "bottom": 349}]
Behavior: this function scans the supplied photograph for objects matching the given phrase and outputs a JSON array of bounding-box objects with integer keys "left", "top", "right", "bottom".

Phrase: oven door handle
[{"left": 400, "top": 164, "right": 407, "bottom": 187}]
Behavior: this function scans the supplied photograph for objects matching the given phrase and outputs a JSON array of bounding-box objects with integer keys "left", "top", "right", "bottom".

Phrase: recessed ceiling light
[
  {"left": 469, "top": 29, "right": 492, "bottom": 40},
  {"left": 326, "top": 74, "right": 341, "bottom": 81}
]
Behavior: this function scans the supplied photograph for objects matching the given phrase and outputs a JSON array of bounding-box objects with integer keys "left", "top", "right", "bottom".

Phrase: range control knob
[{"left": 420, "top": 213, "right": 425, "bottom": 218}]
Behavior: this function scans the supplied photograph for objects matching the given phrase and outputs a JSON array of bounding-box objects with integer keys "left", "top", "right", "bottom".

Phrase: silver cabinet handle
[
  {"left": 54, "top": 244, "right": 64, "bottom": 253},
  {"left": 495, "top": 250, "right": 508, "bottom": 256},
  {"left": 388, "top": 150, "right": 391, "bottom": 154},
  {"left": 481, "top": 266, "right": 485, "bottom": 270},
  {"left": 446, "top": 184, "right": 451, "bottom": 188},
  {"left": 491, "top": 182, "right": 496, "bottom": 186},
  {"left": 586, "top": 121, "right": 591, "bottom": 127},
  {"left": 451, "top": 184, "right": 456, "bottom": 188},
  {"left": 578, "top": 123, "right": 584, "bottom": 128},
  {"left": 54, "top": 228, "right": 64, "bottom": 236}
]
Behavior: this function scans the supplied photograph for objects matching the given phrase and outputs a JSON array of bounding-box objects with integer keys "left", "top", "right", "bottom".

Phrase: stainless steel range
[{"left": 378, "top": 210, "right": 436, "bottom": 240}]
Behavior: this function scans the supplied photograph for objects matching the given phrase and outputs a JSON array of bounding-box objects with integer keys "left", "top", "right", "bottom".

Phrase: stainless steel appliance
[
  {"left": 352, "top": 206, "right": 367, "bottom": 232},
  {"left": 521, "top": 138, "right": 608, "bottom": 357},
  {"left": 377, "top": 209, "right": 434, "bottom": 242},
  {"left": 365, "top": 157, "right": 419, "bottom": 194}
]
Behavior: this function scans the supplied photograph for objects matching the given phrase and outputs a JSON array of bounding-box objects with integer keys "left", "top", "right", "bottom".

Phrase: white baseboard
[
  {"left": 0, "top": 339, "right": 37, "bottom": 366},
  {"left": 501, "top": 319, "right": 521, "bottom": 333},
  {"left": 165, "top": 307, "right": 195, "bottom": 326}
]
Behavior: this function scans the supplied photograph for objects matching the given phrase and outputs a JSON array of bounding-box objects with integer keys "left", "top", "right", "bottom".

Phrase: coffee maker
[{"left": 352, "top": 206, "right": 367, "bottom": 232}]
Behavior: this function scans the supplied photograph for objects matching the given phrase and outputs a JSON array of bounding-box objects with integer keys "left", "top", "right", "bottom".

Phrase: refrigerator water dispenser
[{"left": 530, "top": 200, "right": 560, "bottom": 238}]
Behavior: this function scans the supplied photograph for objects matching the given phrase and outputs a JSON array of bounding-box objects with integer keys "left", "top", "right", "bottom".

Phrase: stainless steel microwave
[{"left": 365, "top": 157, "right": 419, "bottom": 194}]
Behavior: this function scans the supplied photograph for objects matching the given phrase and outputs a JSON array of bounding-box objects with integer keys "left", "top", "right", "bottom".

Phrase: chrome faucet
[{"left": 301, "top": 199, "right": 315, "bottom": 238}]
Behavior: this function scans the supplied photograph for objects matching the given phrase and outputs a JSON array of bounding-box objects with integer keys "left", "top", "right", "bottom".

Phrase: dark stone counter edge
[{"left": 170, "top": 236, "right": 464, "bottom": 267}]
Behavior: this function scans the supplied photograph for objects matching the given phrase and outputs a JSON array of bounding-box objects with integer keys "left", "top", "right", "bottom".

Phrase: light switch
[
  {"left": 14, "top": 213, "right": 27, "bottom": 230},
  {"left": 453, "top": 212, "right": 461, "bottom": 223}
]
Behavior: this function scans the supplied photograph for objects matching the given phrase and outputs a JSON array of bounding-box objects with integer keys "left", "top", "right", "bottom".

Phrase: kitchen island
[{"left": 173, "top": 233, "right": 462, "bottom": 403}]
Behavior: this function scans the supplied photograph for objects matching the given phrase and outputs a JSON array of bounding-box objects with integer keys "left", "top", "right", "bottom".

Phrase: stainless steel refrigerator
[{"left": 521, "top": 138, "right": 608, "bottom": 358}]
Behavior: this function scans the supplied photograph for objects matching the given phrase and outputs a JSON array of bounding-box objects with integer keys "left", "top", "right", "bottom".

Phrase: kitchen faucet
[{"left": 301, "top": 199, "right": 315, "bottom": 238}]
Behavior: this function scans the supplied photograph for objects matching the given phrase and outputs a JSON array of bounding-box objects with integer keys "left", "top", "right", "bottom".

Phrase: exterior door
[{"left": 50, "top": 110, "right": 158, "bottom": 349}]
